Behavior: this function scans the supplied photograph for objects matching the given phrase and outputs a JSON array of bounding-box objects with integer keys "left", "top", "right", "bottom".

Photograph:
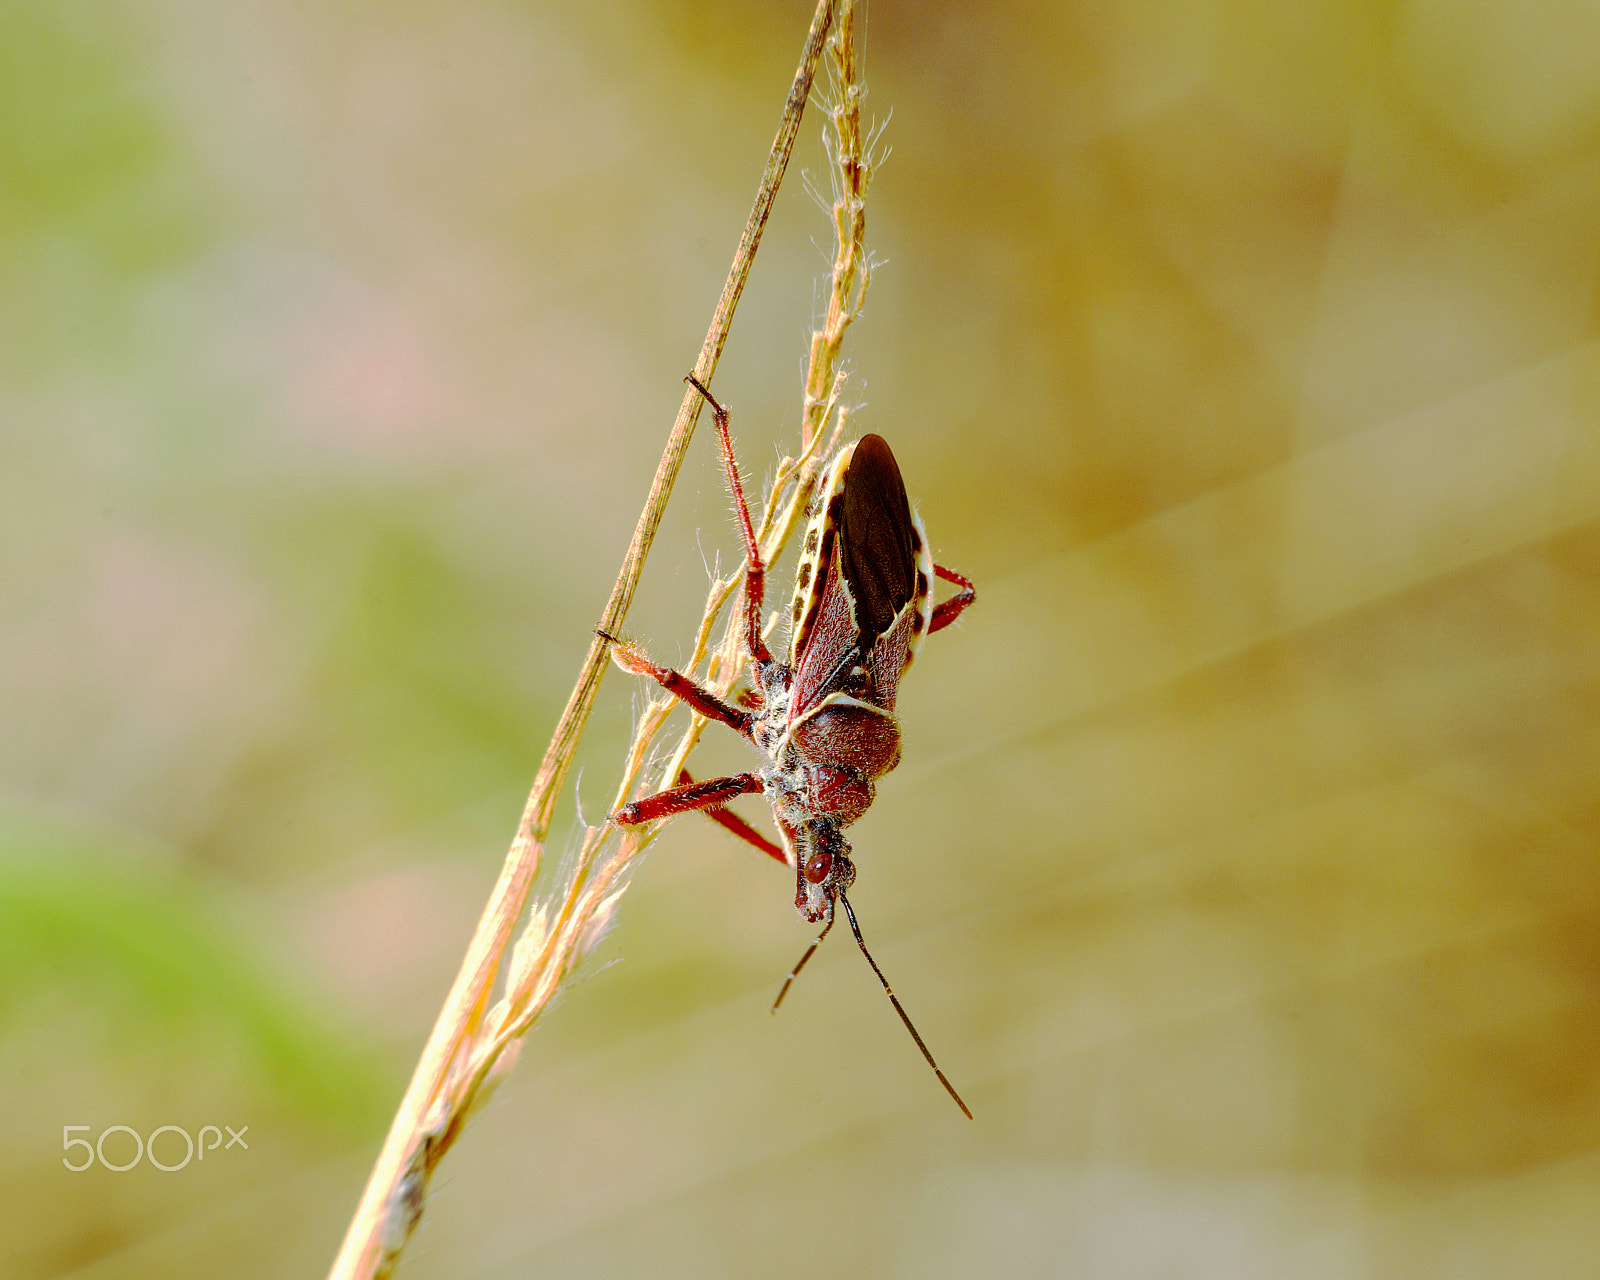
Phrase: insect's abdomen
[{"left": 788, "top": 703, "right": 901, "bottom": 782}]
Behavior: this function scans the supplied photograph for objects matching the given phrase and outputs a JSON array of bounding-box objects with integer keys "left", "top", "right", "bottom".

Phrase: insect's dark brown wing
[{"left": 837, "top": 434, "right": 917, "bottom": 645}]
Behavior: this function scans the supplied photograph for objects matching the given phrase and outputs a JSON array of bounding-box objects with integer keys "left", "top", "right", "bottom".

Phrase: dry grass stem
[
  {"left": 483, "top": 0, "right": 879, "bottom": 1074},
  {"left": 327, "top": 2, "right": 880, "bottom": 1276},
  {"left": 803, "top": 7, "right": 876, "bottom": 453}
]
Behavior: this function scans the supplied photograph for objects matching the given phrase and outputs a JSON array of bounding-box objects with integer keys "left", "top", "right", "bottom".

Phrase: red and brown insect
[{"left": 600, "top": 375, "right": 976, "bottom": 1116}]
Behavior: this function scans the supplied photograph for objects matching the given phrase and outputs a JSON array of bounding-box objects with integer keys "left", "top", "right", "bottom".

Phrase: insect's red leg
[
  {"left": 674, "top": 769, "right": 787, "bottom": 865},
  {"left": 685, "top": 375, "right": 771, "bottom": 664},
  {"left": 598, "top": 630, "right": 754, "bottom": 735},
  {"left": 928, "top": 564, "right": 976, "bottom": 635},
  {"left": 614, "top": 771, "right": 765, "bottom": 826}
]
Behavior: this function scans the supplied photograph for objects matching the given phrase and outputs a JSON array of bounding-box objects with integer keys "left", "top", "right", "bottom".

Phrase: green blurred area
[
  {"left": 0, "top": 1, "right": 214, "bottom": 376},
  {"left": 0, "top": 807, "right": 391, "bottom": 1131},
  {"left": 4, "top": 0, "right": 1600, "bottom": 1277}
]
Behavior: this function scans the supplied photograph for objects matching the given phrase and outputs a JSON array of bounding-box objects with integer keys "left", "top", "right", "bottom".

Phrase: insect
[{"left": 601, "top": 375, "right": 976, "bottom": 1116}]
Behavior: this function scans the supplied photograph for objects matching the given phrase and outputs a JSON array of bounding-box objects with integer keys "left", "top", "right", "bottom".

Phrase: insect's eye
[{"left": 803, "top": 849, "right": 833, "bottom": 885}]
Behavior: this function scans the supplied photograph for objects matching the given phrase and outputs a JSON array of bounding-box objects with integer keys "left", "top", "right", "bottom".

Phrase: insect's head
[{"left": 795, "top": 820, "right": 857, "bottom": 923}]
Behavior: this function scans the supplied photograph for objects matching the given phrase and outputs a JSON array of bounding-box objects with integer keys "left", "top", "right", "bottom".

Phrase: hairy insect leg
[
  {"left": 613, "top": 770, "right": 765, "bottom": 826},
  {"left": 928, "top": 564, "right": 976, "bottom": 635},
  {"left": 685, "top": 374, "right": 771, "bottom": 665},
  {"left": 838, "top": 891, "right": 973, "bottom": 1119},
  {"left": 771, "top": 905, "right": 836, "bottom": 1014},
  {"left": 597, "top": 629, "right": 754, "bottom": 735},
  {"left": 675, "top": 770, "right": 787, "bottom": 865}
]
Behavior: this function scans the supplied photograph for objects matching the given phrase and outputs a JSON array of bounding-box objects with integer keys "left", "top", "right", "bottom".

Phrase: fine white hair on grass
[{"left": 572, "top": 766, "right": 588, "bottom": 833}]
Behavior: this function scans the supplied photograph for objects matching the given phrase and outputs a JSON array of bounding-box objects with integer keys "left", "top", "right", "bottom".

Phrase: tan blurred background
[{"left": 5, "top": 0, "right": 1600, "bottom": 1275}]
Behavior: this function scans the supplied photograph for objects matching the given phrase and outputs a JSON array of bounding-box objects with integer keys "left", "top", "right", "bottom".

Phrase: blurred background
[{"left": 5, "top": 0, "right": 1600, "bottom": 1275}]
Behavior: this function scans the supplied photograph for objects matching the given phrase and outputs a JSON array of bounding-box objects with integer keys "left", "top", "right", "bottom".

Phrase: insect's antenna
[
  {"left": 838, "top": 891, "right": 973, "bottom": 1120},
  {"left": 771, "top": 909, "right": 836, "bottom": 1014}
]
